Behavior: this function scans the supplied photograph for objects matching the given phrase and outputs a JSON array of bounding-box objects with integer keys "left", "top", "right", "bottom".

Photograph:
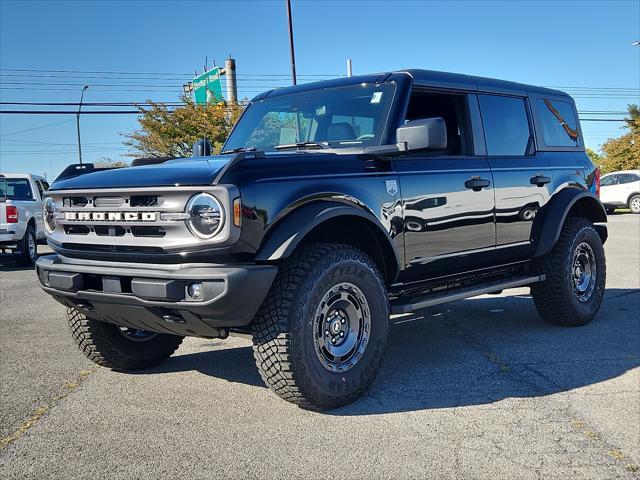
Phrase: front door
[{"left": 395, "top": 90, "right": 496, "bottom": 283}]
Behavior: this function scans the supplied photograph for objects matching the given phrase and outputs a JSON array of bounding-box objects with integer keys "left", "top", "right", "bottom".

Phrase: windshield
[
  {"left": 223, "top": 83, "right": 396, "bottom": 152},
  {"left": 0, "top": 178, "right": 33, "bottom": 201}
]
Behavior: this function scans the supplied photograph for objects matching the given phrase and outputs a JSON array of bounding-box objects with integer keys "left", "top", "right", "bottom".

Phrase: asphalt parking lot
[{"left": 1, "top": 214, "right": 638, "bottom": 479}]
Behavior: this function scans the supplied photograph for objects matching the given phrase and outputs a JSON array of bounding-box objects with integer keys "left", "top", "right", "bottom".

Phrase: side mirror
[
  {"left": 193, "top": 139, "right": 212, "bottom": 157},
  {"left": 396, "top": 117, "right": 447, "bottom": 151}
]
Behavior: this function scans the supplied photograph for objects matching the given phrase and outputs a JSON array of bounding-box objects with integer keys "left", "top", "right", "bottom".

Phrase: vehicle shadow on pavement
[
  {"left": 0, "top": 256, "right": 37, "bottom": 272},
  {"left": 138, "top": 288, "right": 640, "bottom": 415},
  {"left": 140, "top": 340, "right": 265, "bottom": 388}
]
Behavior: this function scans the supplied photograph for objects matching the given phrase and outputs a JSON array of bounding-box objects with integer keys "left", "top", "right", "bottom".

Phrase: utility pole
[
  {"left": 346, "top": 58, "right": 353, "bottom": 77},
  {"left": 224, "top": 57, "right": 237, "bottom": 103},
  {"left": 286, "top": 0, "right": 297, "bottom": 85},
  {"left": 76, "top": 85, "right": 89, "bottom": 165}
]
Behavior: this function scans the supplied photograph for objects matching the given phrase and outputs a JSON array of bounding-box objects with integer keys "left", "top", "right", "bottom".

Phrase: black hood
[{"left": 50, "top": 156, "right": 232, "bottom": 190}]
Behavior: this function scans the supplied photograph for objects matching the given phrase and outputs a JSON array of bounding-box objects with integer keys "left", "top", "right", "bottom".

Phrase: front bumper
[{"left": 35, "top": 254, "right": 277, "bottom": 338}]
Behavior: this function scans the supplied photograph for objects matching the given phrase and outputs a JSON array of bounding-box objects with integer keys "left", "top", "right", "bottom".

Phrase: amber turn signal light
[{"left": 233, "top": 198, "right": 242, "bottom": 227}]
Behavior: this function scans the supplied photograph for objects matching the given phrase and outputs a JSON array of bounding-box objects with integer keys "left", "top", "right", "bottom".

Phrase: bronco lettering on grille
[{"left": 64, "top": 212, "right": 158, "bottom": 222}]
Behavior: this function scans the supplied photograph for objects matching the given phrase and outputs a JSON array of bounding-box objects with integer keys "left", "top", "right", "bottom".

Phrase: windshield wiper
[
  {"left": 221, "top": 146, "right": 257, "bottom": 154},
  {"left": 275, "top": 141, "right": 330, "bottom": 150}
]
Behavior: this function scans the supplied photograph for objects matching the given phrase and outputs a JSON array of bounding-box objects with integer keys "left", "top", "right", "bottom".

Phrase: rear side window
[
  {"left": 479, "top": 95, "right": 531, "bottom": 156},
  {"left": 617, "top": 173, "right": 639, "bottom": 184},
  {"left": 537, "top": 99, "right": 579, "bottom": 147}
]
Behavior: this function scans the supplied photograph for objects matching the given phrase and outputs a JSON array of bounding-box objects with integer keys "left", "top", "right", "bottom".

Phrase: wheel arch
[
  {"left": 626, "top": 191, "right": 640, "bottom": 206},
  {"left": 532, "top": 188, "right": 607, "bottom": 258},
  {"left": 255, "top": 201, "right": 401, "bottom": 284}
]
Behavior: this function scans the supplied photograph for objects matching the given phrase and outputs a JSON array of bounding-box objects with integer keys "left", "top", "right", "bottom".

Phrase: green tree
[
  {"left": 585, "top": 147, "right": 602, "bottom": 166},
  {"left": 123, "top": 96, "right": 243, "bottom": 158},
  {"left": 598, "top": 104, "right": 640, "bottom": 173},
  {"left": 94, "top": 157, "right": 130, "bottom": 168}
]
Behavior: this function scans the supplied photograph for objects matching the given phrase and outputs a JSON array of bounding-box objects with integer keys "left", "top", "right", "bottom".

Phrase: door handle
[
  {"left": 465, "top": 178, "right": 491, "bottom": 191},
  {"left": 530, "top": 175, "right": 551, "bottom": 187}
]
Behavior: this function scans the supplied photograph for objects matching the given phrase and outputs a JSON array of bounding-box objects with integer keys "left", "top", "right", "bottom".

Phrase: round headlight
[
  {"left": 185, "top": 193, "right": 224, "bottom": 239},
  {"left": 43, "top": 197, "right": 58, "bottom": 233}
]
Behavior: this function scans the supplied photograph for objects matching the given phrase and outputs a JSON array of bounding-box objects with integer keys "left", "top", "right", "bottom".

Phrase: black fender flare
[
  {"left": 255, "top": 200, "right": 401, "bottom": 280},
  {"left": 531, "top": 189, "right": 607, "bottom": 258}
]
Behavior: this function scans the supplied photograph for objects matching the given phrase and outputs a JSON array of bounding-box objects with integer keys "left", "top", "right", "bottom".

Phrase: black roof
[{"left": 254, "top": 69, "right": 568, "bottom": 101}]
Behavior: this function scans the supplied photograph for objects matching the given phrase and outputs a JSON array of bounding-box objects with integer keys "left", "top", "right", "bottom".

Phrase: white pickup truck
[{"left": 0, "top": 173, "right": 49, "bottom": 265}]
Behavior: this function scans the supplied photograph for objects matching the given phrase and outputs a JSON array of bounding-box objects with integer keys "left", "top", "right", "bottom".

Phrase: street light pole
[
  {"left": 76, "top": 85, "right": 89, "bottom": 165},
  {"left": 286, "top": 0, "right": 297, "bottom": 85}
]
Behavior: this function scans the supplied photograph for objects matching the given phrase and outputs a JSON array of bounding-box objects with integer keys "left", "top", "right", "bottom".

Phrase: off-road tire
[
  {"left": 14, "top": 224, "right": 37, "bottom": 266},
  {"left": 252, "top": 243, "right": 389, "bottom": 410},
  {"left": 67, "top": 308, "right": 184, "bottom": 370},
  {"left": 531, "top": 217, "right": 606, "bottom": 326},
  {"left": 628, "top": 194, "right": 640, "bottom": 214}
]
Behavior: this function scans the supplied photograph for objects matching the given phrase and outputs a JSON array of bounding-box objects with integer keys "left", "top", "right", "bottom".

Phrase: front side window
[
  {"left": 479, "top": 95, "right": 531, "bottom": 156},
  {"left": 0, "top": 178, "right": 33, "bottom": 200},
  {"left": 223, "top": 83, "right": 396, "bottom": 152},
  {"left": 537, "top": 98, "right": 579, "bottom": 147},
  {"left": 600, "top": 175, "right": 616, "bottom": 187},
  {"left": 403, "top": 91, "right": 471, "bottom": 156}
]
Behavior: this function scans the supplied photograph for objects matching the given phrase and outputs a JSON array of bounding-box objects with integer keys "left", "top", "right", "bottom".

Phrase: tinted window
[
  {"left": 600, "top": 175, "right": 616, "bottom": 187},
  {"left": 537, "top": 99, "right": 579, "bottom": 147},
  {"left": 617, "top": 173, "right": 639, "bottom": 184},
  {"left": 479, "top": 95, "right": 531, "bottom": 156},
  {"left": 0, "top": 178, "right": 33, "bottom": 200}
]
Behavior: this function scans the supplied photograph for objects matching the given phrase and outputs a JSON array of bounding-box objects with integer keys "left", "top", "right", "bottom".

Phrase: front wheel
[
  {"left": 67, "top": 309, "right": 184, "bottom": 370},
  {"left": 531, "top": 217, "right": 606, "bottom": 326},
  {"left": 629, "top": 195, "right": 640, "bottom": 214},
  {"left": 252, "top": 244, "right": 389, "bottom": 410}
]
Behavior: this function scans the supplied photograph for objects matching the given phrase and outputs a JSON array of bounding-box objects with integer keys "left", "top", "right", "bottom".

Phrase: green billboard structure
[{"left": 192, "top": 67, "right": 223, "bottom": 105}]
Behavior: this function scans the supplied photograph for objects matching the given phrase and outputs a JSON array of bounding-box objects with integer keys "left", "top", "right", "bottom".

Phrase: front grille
[
  {"left": 94, "top": 196, "right": 124, "bottom": 208},
  {"left": 63, "top": 196, "right": 88, "bottom": 207},
  {"left": 130, "top": 195, "right": 158, "bottom": 207},
  {"left": 47, "top": 185, "right": 236, "bottom": 257},
  {"left": 64, "top": 225, "right": 90, "bottom": 235},
  {"left": 95, "top": 225, "right": 126, "bottom": 237},
  {"left": 130, "top": 226, "right": 166, "bottom": 237},
  {"left": 62, "top": 243, "right": 165, "bottom": 254}
]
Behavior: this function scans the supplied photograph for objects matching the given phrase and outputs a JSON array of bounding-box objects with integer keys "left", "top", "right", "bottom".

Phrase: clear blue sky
[{"left": 1, "top": 0, "right": 639, "bottom": 179}]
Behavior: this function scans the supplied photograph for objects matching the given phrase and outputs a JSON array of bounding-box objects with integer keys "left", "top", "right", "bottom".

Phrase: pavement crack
[{"left": 0, "top": 366, "right": 99, "bottom": 452}]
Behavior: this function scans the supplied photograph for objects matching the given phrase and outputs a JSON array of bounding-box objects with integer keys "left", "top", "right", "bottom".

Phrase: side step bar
[{"left": 390, "top": 275, "right": 545, "bottom": 314}]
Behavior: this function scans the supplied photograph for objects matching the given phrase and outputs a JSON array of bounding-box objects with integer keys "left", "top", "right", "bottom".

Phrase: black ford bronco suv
[{"left": 36, "top": 70, "right": 607, "bottom": 410}]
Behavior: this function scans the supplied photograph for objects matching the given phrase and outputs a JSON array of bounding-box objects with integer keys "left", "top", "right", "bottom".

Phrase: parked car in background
[
  {"left": 0, "top": 173, "right": 49, "bottom": 265},
  {"left": 600, "top": 170, "right": 640, "bottom": 214}
]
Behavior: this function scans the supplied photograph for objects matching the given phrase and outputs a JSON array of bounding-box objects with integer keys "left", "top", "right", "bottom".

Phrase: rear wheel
[
  {"left": 14, "top": 224, "right": 37, "bottom": 266},
  {"left": 531, "top": 217, "right": 606, "bottom": 326},
  {"left": 252, "top": 243, "right": 389, "bottom": 410},
  {"left": 67, "top": 308, "right": 184, "bottom": 370},
  {"left": 629, "top": 194, "right": 640, "bottom": 214}
]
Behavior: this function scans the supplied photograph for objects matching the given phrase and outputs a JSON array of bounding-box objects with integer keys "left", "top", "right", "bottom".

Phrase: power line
[{"left": 0, "top": 118, "right": 74, "bottom": 137}]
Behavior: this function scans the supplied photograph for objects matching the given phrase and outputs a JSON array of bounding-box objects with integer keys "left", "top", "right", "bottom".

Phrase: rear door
[
  {"left": 395, "top": 90, "right": 496, "bottom": 283},
  {"left": 615, "top": 173, "right": 640, "bottom": 205},
  {"left": 479, "top": 94, "right": 553, "bottom": 262}
]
